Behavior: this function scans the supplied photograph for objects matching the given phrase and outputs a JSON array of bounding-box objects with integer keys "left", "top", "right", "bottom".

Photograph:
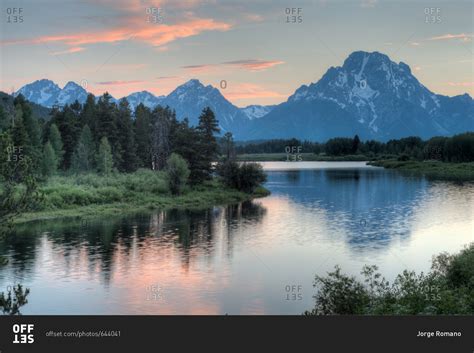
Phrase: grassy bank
[
  {"left": 368, "top": 160, "right": 474, "bottom": 180},
  {"left": 236, "top": 153, "right": 370, "bottom": 162},
  {"left": 12, "top": 169, "right": 270, "bottom": 225}
]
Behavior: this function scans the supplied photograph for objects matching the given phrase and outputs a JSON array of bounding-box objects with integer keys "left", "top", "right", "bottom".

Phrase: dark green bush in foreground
[{"left": 305, "top": 243, "right": 474, "bottom": 315}]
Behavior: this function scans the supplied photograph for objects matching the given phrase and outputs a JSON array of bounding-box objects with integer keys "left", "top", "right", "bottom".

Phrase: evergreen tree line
[
  {"left": 236, "top": 133, "right": 474, "bottom": 162},
  {"left": 0, "top": 94, "right": 223, "bottom": 184}
]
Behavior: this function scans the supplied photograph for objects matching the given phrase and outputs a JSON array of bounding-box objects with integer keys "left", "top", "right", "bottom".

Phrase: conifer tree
[
  {"left": 193, "top": 107, "right": 220, "bottom": 182},
  {"left": 71, "top": 125, "right": 95, "bottom": 173},
  {"left": 134, "top": 104, "right": 152, "bottom": 168},
  {"left": 41, "top": 141, "right": 58, "bottom": 177},
  {"left": 49, "top": 123, "right": 64, "bottom": 165},
  {"left": 117, "top": 99, "right": 137, "bottom": 172},
  {"left": 97, "top": 137, "right": 113, "bottom": 175}
]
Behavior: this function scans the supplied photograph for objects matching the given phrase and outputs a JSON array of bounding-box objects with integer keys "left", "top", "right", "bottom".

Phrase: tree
[
  {"left": 217, "top": 161, "right": 267, "bottom": 193},
  {"left": 193, "top": 107, "right": 220, "bottom": 182},
  {"left": 50, "top": 105, "right": 81, "bottom": 170},
  {"left": 352, "top": 134, "right": 361, "bottom": 154},
  {"left": 150, "top": 106, "right": 171, "bottom": 171},
  {"left": 304, "top": 244, "right": 474, "bottom": 315},
  {"left": 96, "top": 137, "right": 113, "bottom": 175},
  {"left": 0, "top": 284, "right": 30, "bottom": 315},
  {"left": 41, "top": 141, "right": 58, "bottom": 177},
  {"left": 166, "top": 153, "right": 190, "bottom": 195},
  {"left": 96, "top": 93, "right": 121, "bottom": 167},
  {"left": 48, "top": 124, "right": 64, "bottom": 165},
  {"left": 0, "top": 132, "right": 41, "bottom": 236},
  {"left": 71, "top": 125, "right": 95, "bottom": 173},
  {"left": 134, "top": 104, "right": 152, "bottom": 168},
  {"left": 13, "top": 95, "right": 41, "bottom": 162},
  {"left": 221, "top": 132, "right": 236, "bottom": 161},
  {"left": 117, "top": 99, "right": 137, "bottom": 172}
]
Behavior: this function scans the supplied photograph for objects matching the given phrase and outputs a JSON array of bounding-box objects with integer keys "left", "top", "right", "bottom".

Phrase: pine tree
[
  {"left": 81, "top": 94, "right": 97, "bottom": 141},
  {"left": 13, "top": 96, "right": 42, "bottom": 163},
  {"left": 352, "top": 135, "right": 361, "bottom": 154},
  {"left": 97, "top": 137, "right": 113, "bottom": 175},
  {"left": 49, "top": 124, "right": 64, "bottom": 165},
  {"left": 96, "top": 93, "right": 121, "bottom": 167},
  {"left": 50, "top": 105, "right": 81, "bottom": 170},
  {"left": 117, "top": 99, "right": 137, "bottom": 172},
  {"left": 150, "top": 106, "right": 171, "bottom": 171},
  {"left": 71, "top": 125, "right": 95, "bottom": 173},
  {"left": 193, "top": 107, "right": 220, "bottom": 182},
  {"left": 134, "top": 104, "right": 152, "bottom": 168},
  {"left": 41, "top": 141, "right": 58, "bottom": 177}
]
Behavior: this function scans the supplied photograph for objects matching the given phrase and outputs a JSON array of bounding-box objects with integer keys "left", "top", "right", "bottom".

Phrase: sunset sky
[{"left": 1, "top": 0, "right": 472, "bottom": 107}]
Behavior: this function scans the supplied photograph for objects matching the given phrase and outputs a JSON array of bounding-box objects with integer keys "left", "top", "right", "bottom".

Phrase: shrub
[
  {"left": 217, "top": 161, "right": 267, "bottom": 193},
  {"left": 397, "top": 154, "right": 410, "bottom": 161},
  {"left": 166, "top": 153, "right": 190, "bottom": 195},
  {"left": 305, "top": 243, "right": 474, "bottom": 315}
]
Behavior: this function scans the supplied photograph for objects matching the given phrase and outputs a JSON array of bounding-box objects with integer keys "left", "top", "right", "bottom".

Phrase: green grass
[
  {"left": 368, "top": 160, "right": 474, "bottom": 180},
  {"left": 12, "top": 169, "right": 270, "bottom": 224}
]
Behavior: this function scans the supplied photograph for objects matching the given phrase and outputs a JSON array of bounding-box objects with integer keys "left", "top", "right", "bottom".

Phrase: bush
[
  {"left": 217, "top": 161, "right": 267, "bottom": 193},
  {"left": 305, "top": 243, "right": 474, "bottom": 315},
  {"left": 166, "top": 153, "right": 190, "bottom": 195},
  {"left": 397, "top": 154, "right": 410, "bottom": 161}
]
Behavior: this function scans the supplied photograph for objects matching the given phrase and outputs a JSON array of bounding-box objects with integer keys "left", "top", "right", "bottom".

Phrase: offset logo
[{"left": 12, "top": 324, "right": 34, "bottom": 344}]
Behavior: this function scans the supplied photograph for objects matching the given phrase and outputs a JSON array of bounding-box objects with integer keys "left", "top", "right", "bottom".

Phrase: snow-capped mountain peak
[
  {"left": 15, "top": 79, "right": 61, "bottom": 107},
  {"left": 241, "top": 105, "right": 275, "bottom": 120}
]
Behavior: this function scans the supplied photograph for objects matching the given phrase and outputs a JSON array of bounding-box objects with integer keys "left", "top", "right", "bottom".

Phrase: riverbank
[
  {"left": 368, "top": 160, "right": 474, "bottom": 180},
  {"left": 12, "top": 170, "right": 270, "bottom": 225},
  {"left": 237, "top": 153, "right": 371, "bottom": 162}
]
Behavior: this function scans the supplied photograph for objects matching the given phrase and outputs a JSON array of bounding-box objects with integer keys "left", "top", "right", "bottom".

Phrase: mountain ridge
[{"left": 11, "top": 50, "right": 474, "bottom": 141}]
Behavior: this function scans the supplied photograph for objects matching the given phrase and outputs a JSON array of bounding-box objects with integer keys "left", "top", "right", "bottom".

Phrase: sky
[{"left": 0, "top": 0, "right": 473, "bottom": 107}]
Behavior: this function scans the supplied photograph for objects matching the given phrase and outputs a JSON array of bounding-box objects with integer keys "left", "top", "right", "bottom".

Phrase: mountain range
[{"left": 12, "top": 51, "right": 473, "bottom": 141}]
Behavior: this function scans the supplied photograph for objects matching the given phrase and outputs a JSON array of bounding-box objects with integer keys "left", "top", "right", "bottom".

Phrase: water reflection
[{"left": 0, "top": 163, "right": 472, "bottom": 314}]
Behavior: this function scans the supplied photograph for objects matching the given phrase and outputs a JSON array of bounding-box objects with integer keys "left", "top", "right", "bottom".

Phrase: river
[{"left": 0, "top": 162, "right": 472, "bottom": 314}]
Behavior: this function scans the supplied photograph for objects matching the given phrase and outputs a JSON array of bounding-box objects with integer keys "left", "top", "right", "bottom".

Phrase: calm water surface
[{"left": 0, "top": 162, "right": 472, "bottom": 314}]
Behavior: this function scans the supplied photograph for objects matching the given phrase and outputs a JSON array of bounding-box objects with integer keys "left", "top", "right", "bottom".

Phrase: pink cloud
[
  {"left": 429, "top": 33, "right": 473, "bottom": 41},
  {"left": 50, "top": 47, "right": 85, "bottom": 55},
  {"left": 222, "top": 59, "right": 285, "bottom": 71},
  {"left": 1, "top": 18, "right": 231, "bottom": 50},
  {"left": 447, "top": 82, "right": 474, "bottom": 87},
  {"left": 181, "top": 59, "right": 285, "bottom": 74},
  {"left": 96, "top": 80, "right": 146, "bottom": 85}
]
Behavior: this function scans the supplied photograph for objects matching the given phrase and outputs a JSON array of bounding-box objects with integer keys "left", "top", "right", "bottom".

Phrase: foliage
[
  {"left": 0, "top": 132, "right": 42, "bottom": 236},
  {"left": 97, "top": 137, "right": 113, "bottom": 175},
  {"left": 305, "top": 243, "right": 474, "bottom": 315},
  {"left": 41, "top": 141, "right": 58, "bottom": 177},
  {"left": 71, "top": 125, "right": 95, "bottom": 173},
  {"left": 48, "top": 123, "right": 64, "bottom": 165},
  {"left": 217, "top": 161, "right": 267, "bottom": 193},
  {"left": 236, "top": 133, "right": 474, "bottom": 163},
  {"left": 166, "top": 153, "right": 190, "bottom": 195},
  {"left": 0, "top": 284, "right": 30, "bottom": 315}
]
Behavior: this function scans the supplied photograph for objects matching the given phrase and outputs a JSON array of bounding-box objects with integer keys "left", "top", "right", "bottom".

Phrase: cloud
[
  {"left": 429, "top": 33, "right": 473, "bottom": 41},
  {"left": 1, "top": 18, "right": 231, "bottom": 50},
  {"left": 181, "top": 59, "right": 285, "bottom": 73},
  {"left": 181, "top": 64, "right": 215, "bottom": 74},
  {"left": 447, "top": 82, "right": 474, "bottom": 87},
  {"left": 244, "top": 13, "right": 264, "bottom": 22},
  {"left": 50, "top": 47, "right": 85, "bottom": 55},
  {"left": 95, "top": 80, "right": 146, "bottom": 85},
  {"left": 222, "top": 59, "right": 285, "bottom": 71},
  {"left": 156, "top": 76, "right": 180, "bottom": 80}
]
